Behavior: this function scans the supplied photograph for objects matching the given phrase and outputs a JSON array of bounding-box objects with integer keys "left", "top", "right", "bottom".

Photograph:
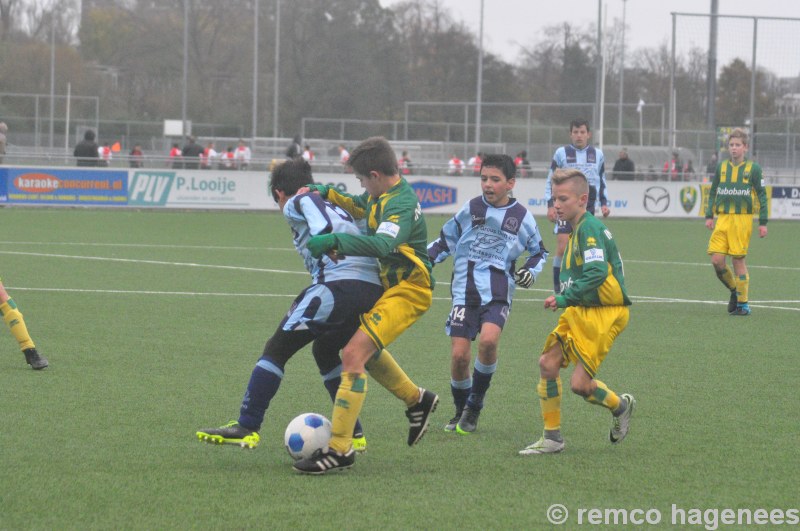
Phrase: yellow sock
[
  {"left": 1, "top": 299, "right": 35, "bottom": 351},
  {"left": 584, "top": 379, "right": 621, "bottom": 412},
  {"left": 716, "top": 266, "right": 736, "bottom": 291},
  {"left": 365, "top": 349, "right": 419, "bottom": 408},
  {"left": 329, "top": 372, "right": 368, "bottom": 453},
  {"left": 736, "top": 274, "right": 749, "bottom": 303},
  {"left": 538, "top": 377, "right": 562, "bottom": 431}
]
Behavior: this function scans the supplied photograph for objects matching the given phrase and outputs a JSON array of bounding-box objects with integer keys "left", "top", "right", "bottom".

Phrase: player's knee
[
  {"left": 538, "top": 353, "right": 560, "bottom": 377},
  {"left": 451, "top": 349, "right": 471, "bottom": 370},
  {"left": 570, "top": 381, "right": 592, "bottom": 397}
]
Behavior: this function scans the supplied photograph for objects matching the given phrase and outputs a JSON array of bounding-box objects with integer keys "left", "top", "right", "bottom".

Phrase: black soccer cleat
[
  {"left": 23, "top": 348, "right": 48, "bottom": 370},
  {"left": 405, "top": 388, "right": 439, "bottom": 446},
  {"left": 293, "top": 447, "right": 355, "bottom": 475},
  {"left": 727, "top": 289, "right": 738, "bottom": 314}
]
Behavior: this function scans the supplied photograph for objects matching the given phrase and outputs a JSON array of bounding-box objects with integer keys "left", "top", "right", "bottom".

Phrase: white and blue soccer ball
[{"left": 284, "top": 412, "right": 332, "bottom": 460}]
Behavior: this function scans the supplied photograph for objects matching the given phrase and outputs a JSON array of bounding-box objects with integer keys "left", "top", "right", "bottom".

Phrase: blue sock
[
  {"left": 450, "top": 377, "right": 472, "bottom": 416},
  {"left": 238, "top": 357, "right": 284, "bottom": 431},
  {"left": 553, "top": 256, "right": 563, "bottom": 293},
  {"left": 466, "top": 360, "right": 497, "bottom": 410},
  {"left": 322, "top": 365, "right": 364, "bottom": 437}
]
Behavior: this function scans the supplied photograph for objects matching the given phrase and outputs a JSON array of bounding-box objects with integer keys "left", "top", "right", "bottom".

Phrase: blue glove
[
  {"left": 307, "top": 234, "right": 338, "bottom": 258},
  {"left": 514, "top": 268, "right": 533, "bottom": 288}
]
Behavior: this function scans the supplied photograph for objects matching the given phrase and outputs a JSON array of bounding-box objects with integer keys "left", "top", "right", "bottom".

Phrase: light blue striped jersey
[
  {"left": 283, "top": 192, "right": 381, "bottom": 286},
  {"left": 428, "top": 196, "right": 548, "bottom": 306},
  {"left": 545, "top": 144, "right": 608, "bottom": 212}
]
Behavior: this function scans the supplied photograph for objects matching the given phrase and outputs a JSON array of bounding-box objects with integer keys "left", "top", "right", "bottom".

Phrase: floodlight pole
[
  {"left": 272, "top": 0, "right": 281, "bottom": 148},
  {"left": 181, "top": 0, "right": 188, "bottom": 141},
  {"left": 474, "top": 0, "right": 484, "bottom": 154},
  {"left": 617, "top": 0, "right": 627, "bottom": 145},
  {"left": 252, "top": 0, "right": 259, "bottom": 141},
  {"left": 49, "top": 15, "right": 55, "bottom": 149}
]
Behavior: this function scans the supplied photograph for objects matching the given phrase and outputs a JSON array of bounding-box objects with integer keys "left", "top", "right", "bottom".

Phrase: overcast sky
[{"left": 378, "top": 0, "right": 800, "bottom": 77}]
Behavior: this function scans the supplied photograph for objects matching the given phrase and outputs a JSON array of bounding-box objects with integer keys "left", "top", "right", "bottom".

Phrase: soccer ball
[{"left": 284, "top": 412, "right": 332, "bottom": 460}]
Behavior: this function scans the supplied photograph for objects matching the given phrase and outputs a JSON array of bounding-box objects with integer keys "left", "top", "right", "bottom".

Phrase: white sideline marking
[
  {"left": 0, "top": 241, "right": 284, "bottom": 252},
  {"left": 2, "top": 242, "right": 797, "bottom": 272},
  {"left": 8, "top": 286, "right": 798, "bottom": 311},
  {"left": 0, "top": 250, "right": 307, "bottom": 275}
]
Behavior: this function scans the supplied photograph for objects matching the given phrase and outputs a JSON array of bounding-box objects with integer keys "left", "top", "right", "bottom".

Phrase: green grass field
[{"left": 1, "top": 207, "right": 798, "bottom": 530}]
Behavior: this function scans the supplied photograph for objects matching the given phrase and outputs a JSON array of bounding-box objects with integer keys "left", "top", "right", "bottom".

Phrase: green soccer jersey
[
  {"left": 319, "top": 178, "right": 434, "bottom": 290},
  {"left": 705, "top": 159, "right": 768, "bottom": 225},
  {"left": 555, "top": 212, "right": 631, "bottom": 308}
]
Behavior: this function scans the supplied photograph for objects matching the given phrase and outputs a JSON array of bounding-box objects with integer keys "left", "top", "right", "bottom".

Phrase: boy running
[
  {"left": 520, "top": 169, "right": 634, "bottom": 455},
  {"left": 428, "top": 154, "right": 547, "bottom": 434}
]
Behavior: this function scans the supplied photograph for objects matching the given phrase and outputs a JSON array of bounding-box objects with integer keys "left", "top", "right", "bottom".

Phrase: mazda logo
[{"left": 643, "top": 186, "right": 670, "bottom": 213}]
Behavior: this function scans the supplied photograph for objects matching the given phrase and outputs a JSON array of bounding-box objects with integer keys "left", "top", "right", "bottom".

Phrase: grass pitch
[{"left": 1, "top": 208, "right": 797, "bottom": 529}]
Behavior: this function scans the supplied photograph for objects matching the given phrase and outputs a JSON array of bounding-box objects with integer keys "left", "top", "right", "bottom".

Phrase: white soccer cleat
[
  {"left": 519, "top": 436, "right": 565, "bottom": 455},
  {"left": 610, "top": 393, "right": 636, "bottom": 444}
]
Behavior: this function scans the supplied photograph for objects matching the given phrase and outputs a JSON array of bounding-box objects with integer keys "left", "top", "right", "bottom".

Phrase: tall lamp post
[
  {"left": 474, "top": 0, "right": 484, "bottom": 155},
  {"left": 617, "top": 0, "right": 627, "bottom": 145},
  {"left": 181, "top": 0, "right": 188, "bottom": 142},
  {"left": 252, "top": 0, "right": 259, "bottom": 141},
  {"left": 272, "top": 0, "right": 281, "bottom": 150}
]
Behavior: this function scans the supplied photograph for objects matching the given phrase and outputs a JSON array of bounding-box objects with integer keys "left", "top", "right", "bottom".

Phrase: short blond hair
[
  {"left": 552, "top": 168, "right": 589, "bottom": 195},
  {"left": 728, "top": 128, "right": 749, "bottom": 146}
]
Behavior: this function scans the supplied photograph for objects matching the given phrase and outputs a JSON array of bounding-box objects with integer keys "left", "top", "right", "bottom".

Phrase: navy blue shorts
[
  {"left": 280, "top": 279, "right": 383, "bottom": 335},
  {"left": 446, "top": 301, "right": 509, "bottom": 340}
]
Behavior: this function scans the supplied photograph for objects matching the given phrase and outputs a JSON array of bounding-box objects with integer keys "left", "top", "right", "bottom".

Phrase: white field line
[
  {"left": 0, "top": 250, "right": 307, "bottom": 275},
  {"left": 1, "top": 242, "right": 798, "bottom": 272},
  {"left": 8, "top": 286, "right": 799, "bottom": 312},
  {"left": 2, "top": 249, "right": 797, "bottom": 311}
]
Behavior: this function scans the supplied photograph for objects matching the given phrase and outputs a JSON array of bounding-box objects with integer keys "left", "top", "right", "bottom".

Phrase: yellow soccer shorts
[
  {"left": 358, "top": 280, "right": 432, "bottom": 352},
  {"left": 707, "top": 213, "right": 753, "bottom": 257},
  {"left": 543, "top": 305, "right": 630, "bottom": 378}
]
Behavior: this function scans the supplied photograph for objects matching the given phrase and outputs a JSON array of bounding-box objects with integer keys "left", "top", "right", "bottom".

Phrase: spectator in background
[
  {"left": 0, "top": 122, "right": 8, "bottom": 164},
  {"left": 448, "top": 153, "right": 464, "bottom": 176},
  {"left": 221, "top": 146, "right": 235, "bottom": 170},
  {"left": 683, "top": 160, "right": 696, "bottom": 180},
  {"left": 467, "top": 152, "right": 482, "bottom": 176},
  {"left": 705, "top": 154, "right": 718, "bottom": 182},
  {"left": 302, "top": 144, "right": 314, "bottom": 164},
  {"left": 338, "top": 144, "right": 350, "bottom": 170},
  {"left": 286, "top": 135, "right": 302, "bottom": 159},
  {"left": 398, "top": 150, "right": 413, "bottom": 175},
  {"left": 182, "top": 136, "right": 204, "bottom": 169},
  {"left": 129, "top": 145, "right": 144, "bottom": 168},
  {"left": 74, "top": 130, "right": 99, "bottom": 167},
  {"left": 168, "top": 143, "right": 182, "bottom": 168},
  {"left": 514, "top": 150, "right": 532, "bottom": 178},
  {"left": 612, "top": 148, "right": 635, "bottom": 181},
  {"left": 663, "top": 151, "right": 682, "bottom": 181},
  {"left": 98, "top": 142, "right": 112, "bottom": 167},
  {"left": 201, "top": 141, "right": 218, "bottom": 169},
  {"left": 235, "top": 139, "right": 251, "bottom": 170}
]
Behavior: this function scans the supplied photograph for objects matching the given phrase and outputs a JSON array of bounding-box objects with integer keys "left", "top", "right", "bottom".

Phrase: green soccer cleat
[
  {"left": 455, "top": 405, "right": 480, "bottom": 435},
  {"left": 352, "top": 436, "right": 367, "bottom": 453},
  {"left": 518, "top": 436, "right": 565, "bottom": 455},
  {"left": 444, "top": 414, "right": 460, "bottom": 432},
  {"left": 610, "top": 393, "right": 636, "bottom": 444},
  {"left": 196, "top": 421, "right": 260, "bottom": 449}
]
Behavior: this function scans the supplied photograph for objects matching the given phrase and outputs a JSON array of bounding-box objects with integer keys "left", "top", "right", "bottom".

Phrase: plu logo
[
  {"left": 129, "top": 172, "right": 174, "bottom": 205},
  {"left": 411, "top": 181, "right": 457, "bottom": 209}
]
